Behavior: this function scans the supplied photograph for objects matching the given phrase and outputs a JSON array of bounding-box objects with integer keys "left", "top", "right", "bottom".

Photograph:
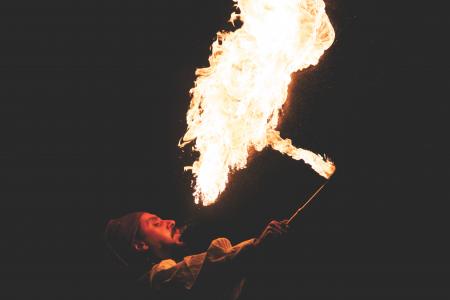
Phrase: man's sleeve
[
  {"left": 148, "top": 252, "right": 207, "bottom": 291},
  {"left": 144, "top": 238, "right": 257, "bottom": 294},
  {"left": 201, "top": 238, "right": 257, "bottom": 277}
]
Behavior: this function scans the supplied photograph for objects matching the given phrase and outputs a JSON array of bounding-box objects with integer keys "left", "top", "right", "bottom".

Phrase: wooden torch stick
[{"left": 287, "top": 180, "right": 330, "bottom": 224}]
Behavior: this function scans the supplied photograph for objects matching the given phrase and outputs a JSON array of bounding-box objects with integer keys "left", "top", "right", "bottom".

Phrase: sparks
[{"left": 180, "top": 0, "right": 336, "bottom": 205}]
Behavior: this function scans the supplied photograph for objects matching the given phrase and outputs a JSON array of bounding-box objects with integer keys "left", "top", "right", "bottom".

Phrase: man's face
[{"left": 136, "top": 213, "right": 184, "bottom": 257}]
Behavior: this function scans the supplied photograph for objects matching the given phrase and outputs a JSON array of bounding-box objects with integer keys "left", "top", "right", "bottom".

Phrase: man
[{"left": 104, "top": 211, "right": 289, "bottom": 300}]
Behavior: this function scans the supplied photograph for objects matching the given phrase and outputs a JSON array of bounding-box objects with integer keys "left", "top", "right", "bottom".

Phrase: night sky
[{"left": 1, "top": 0, "right": 449, "bottom": 299}]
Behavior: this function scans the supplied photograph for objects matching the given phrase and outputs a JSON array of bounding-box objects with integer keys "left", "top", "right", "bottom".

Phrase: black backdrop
[{"left": 1, "top": 0, "right": 449, "bottom": 299}]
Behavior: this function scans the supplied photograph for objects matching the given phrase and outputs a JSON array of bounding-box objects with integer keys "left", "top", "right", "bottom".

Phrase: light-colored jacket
[{"left": 142, "top": 237, "right": 256, "bottom": 300}]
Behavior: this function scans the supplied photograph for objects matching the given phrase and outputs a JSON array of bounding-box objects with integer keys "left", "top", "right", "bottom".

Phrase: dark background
[{"left": 1, "top": 0, "right": 449, "bottom": 299}]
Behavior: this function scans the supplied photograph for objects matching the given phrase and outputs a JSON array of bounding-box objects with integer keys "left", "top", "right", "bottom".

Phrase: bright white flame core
[{"left": 180, "top": 0, "right": 336, "bottom": 205}]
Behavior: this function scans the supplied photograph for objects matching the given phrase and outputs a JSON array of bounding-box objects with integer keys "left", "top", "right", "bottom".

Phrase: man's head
[
  {"left": 104, "top": 212, "right": 184, "bottom": 267},
  {"left": 134, "top": 212, "right": 184, "bottom": 259}
]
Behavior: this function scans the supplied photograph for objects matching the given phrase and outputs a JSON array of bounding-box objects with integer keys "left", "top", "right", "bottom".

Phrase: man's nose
[{"left": 165, "top": 219, "right": 175, "bottom": 228}]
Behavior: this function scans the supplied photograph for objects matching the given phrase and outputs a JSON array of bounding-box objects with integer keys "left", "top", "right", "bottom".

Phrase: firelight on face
[{"left": 138, "top": 213, "right": 184, "bottom": 249}]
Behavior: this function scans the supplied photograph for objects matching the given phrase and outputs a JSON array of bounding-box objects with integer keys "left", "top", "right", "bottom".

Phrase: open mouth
[
  {"left": 172, "top": 225, "right": 187, "bottom": 239},
  {"left": 171, "top": 226, "right": 178, "bottom": 238}
]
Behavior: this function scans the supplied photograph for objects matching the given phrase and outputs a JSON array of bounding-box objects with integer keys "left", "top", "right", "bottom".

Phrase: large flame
[{"left": 180, "top": 0, "right": 336, "bottom": 205}]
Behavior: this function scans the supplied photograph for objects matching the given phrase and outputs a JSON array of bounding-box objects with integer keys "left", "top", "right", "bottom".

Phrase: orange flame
[{"left": 180, "top": 0, "right": 335, "bottom": 205}]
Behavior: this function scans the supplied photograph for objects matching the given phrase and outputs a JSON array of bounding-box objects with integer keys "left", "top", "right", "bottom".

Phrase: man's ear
[{"left": 133, "top": 240, "right": 150, "bottom": 253}]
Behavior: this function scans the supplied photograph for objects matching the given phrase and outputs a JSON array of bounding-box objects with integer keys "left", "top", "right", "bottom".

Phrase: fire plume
[{"left": 180, "top": 0, "right": 336, "bottom": 205}]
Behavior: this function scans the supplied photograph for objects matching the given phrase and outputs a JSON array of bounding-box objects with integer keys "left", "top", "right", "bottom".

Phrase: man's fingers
[
  {"left": 269, "top": 222, "right": 284, "bottom": 232},
  {"left": 280, "top": 220, "right": 290, "bottom": 230},
  {"left": 267, "top": 226, "right": 284, "bottom": 236},
  {"left": 268, "top": 221, "right": 289, "bottom": 233},
  {"left": 269, "top": 220, "right": 279, "bottom": 227},
  {"left": 256, "top": 220, "right": 291, "bottom": 249},
  {"left": 258, "top": 220, "right": 290, "bottom": 246}
]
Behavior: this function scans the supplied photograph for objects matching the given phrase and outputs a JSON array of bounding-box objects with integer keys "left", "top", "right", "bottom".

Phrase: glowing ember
[{"left": 180, "top": 0, "right": 336, "bottom": 205}]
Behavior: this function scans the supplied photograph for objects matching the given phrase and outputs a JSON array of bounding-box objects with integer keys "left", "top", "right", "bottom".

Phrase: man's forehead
[{"left": 140, "top": 212, "right": 159, "bottom": 222}]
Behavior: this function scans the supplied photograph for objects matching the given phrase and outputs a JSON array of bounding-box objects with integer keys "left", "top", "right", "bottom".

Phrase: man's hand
[{"left": 254, "top": 220, "right": 289, "bottom": 249}]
